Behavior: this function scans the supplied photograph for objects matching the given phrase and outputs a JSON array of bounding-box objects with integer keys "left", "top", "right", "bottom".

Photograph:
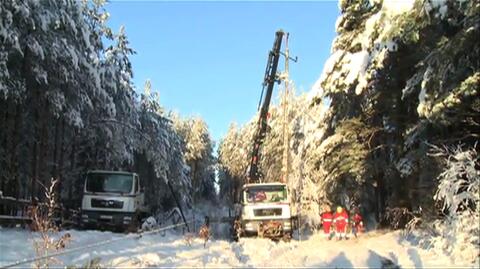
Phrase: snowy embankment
[{"left": 1, "top": 227, "right": 476, "bottom": 268}]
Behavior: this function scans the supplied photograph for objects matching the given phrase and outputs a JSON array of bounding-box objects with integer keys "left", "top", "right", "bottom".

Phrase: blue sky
[{"left": 106, "top": 1, "right": 339, "bottom": 142}]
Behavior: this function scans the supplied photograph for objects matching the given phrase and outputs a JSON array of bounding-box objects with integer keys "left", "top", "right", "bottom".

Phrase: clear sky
[{"left": 106, "top": 0, "right": 339, "bottom": 142}]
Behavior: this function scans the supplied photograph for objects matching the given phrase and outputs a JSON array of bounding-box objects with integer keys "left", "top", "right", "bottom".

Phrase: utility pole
[
  {"left": 281, "top": 33, "right": 291, "bottom": 185},
  {"left": 280, "top": 33, "right": 301, "bottom": 240}
]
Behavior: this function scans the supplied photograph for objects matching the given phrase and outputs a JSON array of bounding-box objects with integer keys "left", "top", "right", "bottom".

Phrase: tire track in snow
[
  {"left": 230, "top": 241, "right": 250, "bottom": 265},
  {"left": 231, "top": 238, "right": 293, "bottom": 267}
]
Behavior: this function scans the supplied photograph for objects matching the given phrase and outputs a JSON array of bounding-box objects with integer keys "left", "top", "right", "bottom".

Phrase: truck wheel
[
  {"left": 232, "top": 219, "right": 243, "bottom": 241},
  {"left": 126, "top": 214, "right": 141, "bottom": 233},
  {"left": 232, "top": 231, "right": 242, "bottom": 242},
  {"left": 79, "top": 223, "right": 92, "bottom": 231},
  {"left": 282, "top": 232, "right": 292, "bottom": 242}
]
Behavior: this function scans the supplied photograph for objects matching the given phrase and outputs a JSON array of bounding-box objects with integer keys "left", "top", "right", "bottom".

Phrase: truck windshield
[
  {"left": 245, "top": 185, "right": 287, "bottom": 203},
  {"left": 86, "top": 173, "right": 133, "bottom": 194}
]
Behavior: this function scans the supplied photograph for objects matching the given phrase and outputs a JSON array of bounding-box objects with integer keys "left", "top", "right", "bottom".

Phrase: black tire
[
  {"left": 126, "top": 213, "right": 141, "bottom": 233},
  {"left": 80, "top": 223, "right": 95, "bottom": 231},
  {"left": 282, "top": 232, "right": 292, "bottom": 242}
]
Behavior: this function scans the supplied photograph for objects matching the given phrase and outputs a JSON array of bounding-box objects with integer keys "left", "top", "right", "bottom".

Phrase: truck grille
[
  {"left": 254, "top": 208, "right": 282, "bottom": 217},
  {"left": 91, "top": 199, "right": 123, "bottom": 209}
]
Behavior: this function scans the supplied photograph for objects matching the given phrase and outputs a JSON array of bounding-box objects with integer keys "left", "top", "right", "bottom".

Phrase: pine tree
[
  {"left": 0, "top": 1, "right": 198, "bottom": 213},
  {"left": 315, "top": 0, "right": 479, "bottom": 225},
  {"left": 173, "top": 115, "right": 216, "bottom": 202}
]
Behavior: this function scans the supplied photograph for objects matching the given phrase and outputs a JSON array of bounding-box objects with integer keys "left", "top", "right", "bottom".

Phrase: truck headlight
[
  {"left": 242, "top": 208, "right": 250, "bottom": 219},
  {"left": 121, "top": 199, "right": 130, "bottom": 211}
]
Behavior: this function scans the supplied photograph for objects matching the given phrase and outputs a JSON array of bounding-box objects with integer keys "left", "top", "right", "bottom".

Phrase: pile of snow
[
  {"left": 429, "top": 145, "right": 479, "bottom": 265},
  {"left": 141, "top": 217, "right": 157, "bottom": 231},
  {"left": 1, "top": 228, "right": 477, "bottom": 268}
]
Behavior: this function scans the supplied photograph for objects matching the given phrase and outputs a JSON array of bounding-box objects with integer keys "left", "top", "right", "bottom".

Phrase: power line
[{"left": 1, "top": 220, "right": 197, "bottom": 269}]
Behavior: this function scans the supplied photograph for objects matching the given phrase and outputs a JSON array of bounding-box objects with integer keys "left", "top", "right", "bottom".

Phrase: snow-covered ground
[{"left": 1, "top": 227, "right": 476, "bottom": 268}]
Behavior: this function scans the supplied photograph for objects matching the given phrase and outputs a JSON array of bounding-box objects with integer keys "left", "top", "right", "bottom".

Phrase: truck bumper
[
  {"left": 81, "top": 210, "right": 135, "bottom": 228},
  {"left": 242, "top": 218, "right": 292, "bottom": 235}
]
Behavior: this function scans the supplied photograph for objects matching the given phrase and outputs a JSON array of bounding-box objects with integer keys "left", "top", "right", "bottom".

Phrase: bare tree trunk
[
  {"left": 190, "top": 160, "right": 197, "bottom": 202},
  {"left": 68, "top": 129, "right": 77, "bottom": 201},
  {"left": 0, "top": 101, "right": 7, "bottom": 214},
  {"left": 52, "top": 118, "right": 59, "bottom": 179},
  {"left": 30, "top": 102, "right": 39, "bottom": 202},
  {"left": 58, "top": 119, "right": 65, "bottom": 200},
  {"left": 11, "top": 104, "right": 21, "bottom": 199},
  {"left": 38, "top": 100, "right": 50, "bottom": 199},
  {"left": 20, "top": 34, "right": 40, "bottom": 203},
  {"left": 1, "top": 100, "right": 10, "bottom": 197},
  {"left": 375, "top": 171, "right": 386, "bottom": 224},
  {"left": 51, "top": 117, "right": 61, "bottom": 205}
]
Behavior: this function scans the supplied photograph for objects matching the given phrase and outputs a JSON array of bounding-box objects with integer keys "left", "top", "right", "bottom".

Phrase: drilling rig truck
[{"left": 234, "top": 30, "right": 295, "bottom": 240}]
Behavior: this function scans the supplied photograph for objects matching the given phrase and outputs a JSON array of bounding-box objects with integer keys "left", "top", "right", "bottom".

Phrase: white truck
[
  {"left": 236, "top": 182, "right": 293, "bottom": 239},
  {"left": 80, "top": 170, "right": 149, "bottom": 231}
]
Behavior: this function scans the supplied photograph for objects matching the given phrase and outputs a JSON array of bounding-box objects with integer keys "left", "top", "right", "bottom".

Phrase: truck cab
[
  {"left": 237, "top": 182, "right": 293, "bottom": 239},
  {"left": 80, "top": 170, "right": 148, "bottom": 230}
]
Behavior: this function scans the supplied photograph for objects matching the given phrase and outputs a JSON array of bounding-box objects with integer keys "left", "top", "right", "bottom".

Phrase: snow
[
  {"left": 313, "top": 0, "right": 420, "bottom": 97},
  {"left": 334, "top": 15, "right": 344, "bottom": 33},
  {"left": 66, "top": 43, "right": 79, "bottom": 70},
  {"left": 338, "top": 0, "right": 347, "bottom": 10},
  {"left": 396, "top": 156, "right": 415, "bottom": 177},
  {"left": 141, "top": 217, "right": 157, "bottom": 231},
  {"left": 382, "top": 0, "right": 416, "bottom": 16},
  {"left": 309, "top": 77, "right": 323, "bottom": 100},
  {"left": 309, "top": 49, "right": 344, "bottom": 99},
  {"left": 81, "top": 27, "right": 93, "bottom": 54},
  {"left": 417, "top": 66, "right": 433, "bottom": 117},
  {"left": 65, "top": 108, "right": 84, "bottom": 128},
  {"left": 1, "top": 228, "right": 475, "bottom": 268},
  {"left": 29, "top": 39, "right": 45, "bottom": 60},
  {"left": 319, "top": 49, "right": 344, "bottom": 85},
  {"left": 424, "top": 0, "right": 448, "bottom": 19},
  {"left": 344, "top": 50, "right": 370, "bottom": 94},
  {"left": 362, "top": 12, "right": 382, "bottom": 49},
  {"left": 438, "top": 5, "right": 448, "bottom": 19}
]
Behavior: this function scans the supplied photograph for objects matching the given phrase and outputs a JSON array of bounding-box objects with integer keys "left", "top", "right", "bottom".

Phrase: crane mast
[{"left": 248, "top": 30, "right": 284, "bottom": 183}]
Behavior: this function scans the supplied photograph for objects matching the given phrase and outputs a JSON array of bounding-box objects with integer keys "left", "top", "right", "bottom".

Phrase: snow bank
[{"left": 1, "top": 228, "right": 475, "bottom": 268}]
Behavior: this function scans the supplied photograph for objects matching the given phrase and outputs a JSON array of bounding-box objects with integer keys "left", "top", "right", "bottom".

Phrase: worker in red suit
[
  {"left": 352, "top": 207, "right": 364, "bottom": 238},
  {"left": 333, "top": 206, "right": 349, "bottom": 240},
  {"left": 320, "top": 205, "right": 334, "bottom": 240}
]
